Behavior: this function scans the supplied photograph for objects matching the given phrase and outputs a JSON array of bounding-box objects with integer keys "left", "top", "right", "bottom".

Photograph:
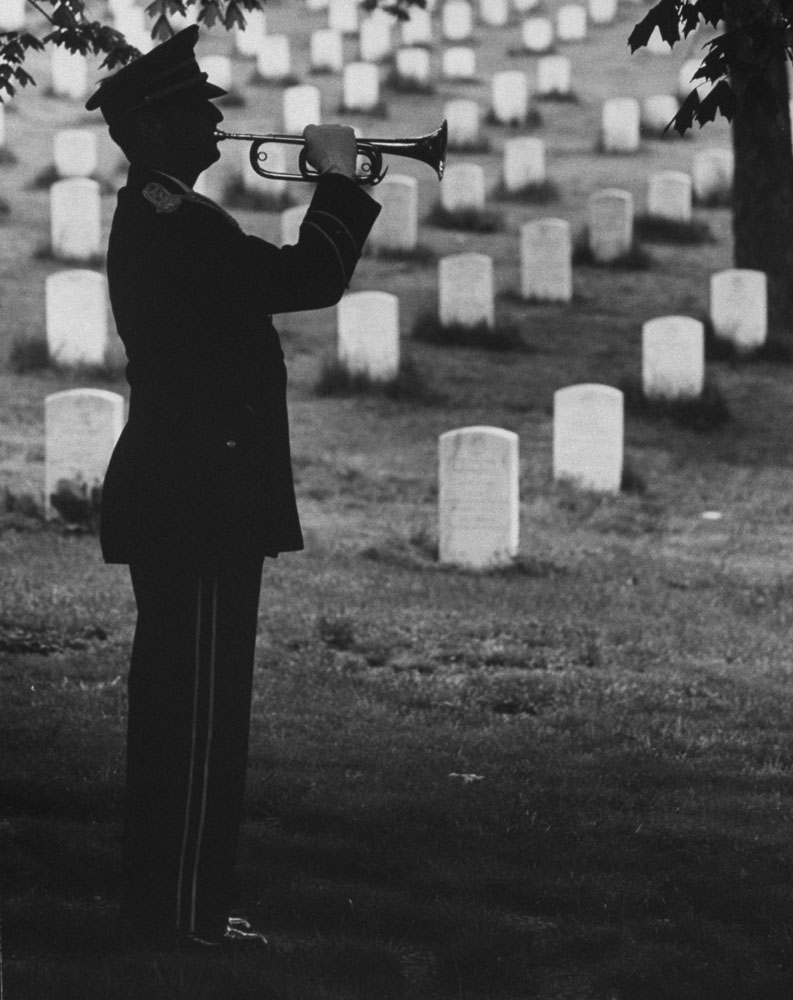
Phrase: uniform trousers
[{"left": 121, "top": 555, "right": 264, "bottom": 942}]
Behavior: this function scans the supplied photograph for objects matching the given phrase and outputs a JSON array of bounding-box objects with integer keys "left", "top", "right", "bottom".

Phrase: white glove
[{"left": 303, "top": 124, "right": 357, "bottom": 179}]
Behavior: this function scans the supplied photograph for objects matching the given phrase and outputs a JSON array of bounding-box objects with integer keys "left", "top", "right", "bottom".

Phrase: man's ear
[{"left": 135, "top": 110, "right": 168, "bottom": 147}]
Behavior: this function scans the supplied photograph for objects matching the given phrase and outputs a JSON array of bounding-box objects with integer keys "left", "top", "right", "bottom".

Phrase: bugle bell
[{"left": 214, "top": 120, "right": 447, "bottom": 186}]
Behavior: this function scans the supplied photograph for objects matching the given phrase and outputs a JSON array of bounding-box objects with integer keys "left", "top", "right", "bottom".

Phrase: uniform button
[{"left": 226, "top": 440, "right": 237, "bottom": 449}]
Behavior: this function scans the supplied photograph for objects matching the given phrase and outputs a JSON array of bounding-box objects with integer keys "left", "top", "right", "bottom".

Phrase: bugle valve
[{"left": 214, "top": 120, "right": 447, "bottom": 186}]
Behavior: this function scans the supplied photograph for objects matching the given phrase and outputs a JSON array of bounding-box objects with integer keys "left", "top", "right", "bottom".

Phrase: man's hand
[{"left": 303, "top": 124, "right": 357, "bottom": 179}]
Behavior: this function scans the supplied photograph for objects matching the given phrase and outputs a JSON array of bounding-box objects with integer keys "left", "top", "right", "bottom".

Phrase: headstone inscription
[
  {"left": 255, "top": 36, "right": 291, "bottom": 80},
  {"left": 642, "top": 316, "right": 705, "bottom": 400},
  {"left": 439, "top": 253, "right": 495, "bottom": 328},
  {"left": 50, "top": 47, "right": 88, "bottom": 100},
  {"left": 553, "top": 384, "right": 624, "bottom": 492},
  {"left": 692, "top": 149, "right": 733, "bottom": 203},
  {"left": 337, "top": 291, "right": 400, "bottom": 380},
  {"left": 536, "top": 55, "right": 571, "bottom": 96},
  {"left": 443, "top": 0, "right": 474, "bottom": 40},
  {"left": 438, "top": 426, "right": 520, "bottom": 569}
]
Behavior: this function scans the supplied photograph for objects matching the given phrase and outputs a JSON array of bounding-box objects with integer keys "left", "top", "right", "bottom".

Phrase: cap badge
[{"left": 142, "top": 182, "right": 183, "bottom": 214}]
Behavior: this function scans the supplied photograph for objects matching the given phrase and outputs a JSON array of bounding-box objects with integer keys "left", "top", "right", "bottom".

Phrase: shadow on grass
[
  {"left": 619, "top": 375, "right": 731, "bottom": 432},
  {"left": 314, "top": 357, "right": 445, "bottom": 404},
  {"left": 423, "top": 202, "right": 502, "bottom": 232},
  {"left": 702, "top": 316, "right": 793, "bottom": 366},
  {"left": 411, "top": 310, "right": 529, "bottom": 351},
  {"left": 634, "top": 212, "right": 715, "bottom": 245},
  {"left": 572, "top": 229, "right": 652, "bottom": 270}
]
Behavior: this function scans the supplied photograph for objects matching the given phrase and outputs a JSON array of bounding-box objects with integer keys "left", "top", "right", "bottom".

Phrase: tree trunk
[{"left": 727, "top": 3, "right": 793, "bottom": 343}]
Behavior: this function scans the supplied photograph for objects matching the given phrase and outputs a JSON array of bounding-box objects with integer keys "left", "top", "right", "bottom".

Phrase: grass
[
  {"left": 313, "top": 356, "right": 443, "bottom": 403},
  {"left": 492, "top": 178, "right": 561, "bottom": 203},
  {"left": 423, "top": 203, "right": 503, "bottom": 232},
  {"left": 619, "top": 375, "right": 732, "bottom": 432},
  {"left": 410, "top": 311, "right": 528, "bottom": 350},
  {"left": 572, "top": 228, "right": 653, "bottom": 269},
  {"left": 634, "top": 212, "right": 715, "bottom": 244},
  {"left": 484, "top": 106, "right": 543, "bottom": 129}
]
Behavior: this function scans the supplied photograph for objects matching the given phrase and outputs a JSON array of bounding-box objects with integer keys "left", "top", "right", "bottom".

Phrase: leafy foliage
[{"left": 628, "top": 0, "right": 793, "bottom": 132}]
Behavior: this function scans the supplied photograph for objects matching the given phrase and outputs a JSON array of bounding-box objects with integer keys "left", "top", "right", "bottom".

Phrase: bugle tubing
[{"left": 214, "top": 120, "right": 447, "bottom": 185}]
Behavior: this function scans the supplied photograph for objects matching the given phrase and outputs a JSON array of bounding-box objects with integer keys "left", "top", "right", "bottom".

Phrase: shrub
[
  {"left": 411, "top": 311, "right": 528, "bottom": 351},
  {"left": 619, "top": 375, "right": 731, "bottom": 432},
  {"left": 49, "top": 477, "right": 102, "bottom": 534},
  {"left": 424, "top": 203, "right": 502, "bottom": 232},
  {"left": 634, "top": 213, "right": 714, "bottom": 245},
  {"left": 1, "top": 488, "right": 45, "bottom": 531}
]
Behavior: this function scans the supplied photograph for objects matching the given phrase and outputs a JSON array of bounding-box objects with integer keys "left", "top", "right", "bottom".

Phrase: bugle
[{"left": 214, "top": 120, "right": 447, "bottom": 186}]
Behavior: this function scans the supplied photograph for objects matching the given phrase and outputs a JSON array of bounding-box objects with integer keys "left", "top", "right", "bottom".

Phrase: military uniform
[{"left": 86, "top": 27, "right": 380, "bottom": 946}]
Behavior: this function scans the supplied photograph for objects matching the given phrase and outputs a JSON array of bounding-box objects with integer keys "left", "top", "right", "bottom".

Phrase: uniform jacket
[{"left": 101, "top": 164, "right": 381, "bottom": 566}]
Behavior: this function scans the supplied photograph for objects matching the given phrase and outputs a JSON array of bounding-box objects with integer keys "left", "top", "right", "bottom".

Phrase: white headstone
[
  {"left": 45, "top": 389, "right": 125, "bottom": 517},
  {"left": 692, "top": 149, "right": 733, "bottom": 203},
  {"left": 0, "top": 0, "right": 26, "bottom": 30},
  {"left": 445, "top": 98, "right": 481, "bottom": 147},
  {"left": 440, "top": 162, "right": 486, "bottom": 211},
  {"left": 255, "top": 35, "right": 291, "bottom": 80},
  {"left": 438, "top": 426, "right": 520, "bottom": 569},
  {"left": 521, "top": 17, "right": 554, "bottom": 52},
  {"left": 396, "top": 46, "right": 431, "bottom": 84},
  {"left": 642, "top": 316, "right": 704, "bottom": 400},
  {"left": 442, "top": 46, "right": 477, "bottom": 80},
  {"left": 601, "top": 97, "right": 641, "bottom": 152},
  {"left": 678, "top": 58, "right": 703, "bottom": 100},
  {"left": 401, "top": 6, "right": 433, "bottom": 45},
  {"left": 588, "top": 188, "right": 633, "bottom": 263},
  {"left": 306, "top": 0, "right": 330, "bottom": 11},
  {"left": 370, "top": 174, "right": 419, "bottom": 252},
  {"left": 53, "top": 129, "right": 98, "bottom": 178},
  {"left": 329, "top": 0, "right": 360, "bottom": 34},
  {"left": 491, "top": 70, "right": 529, "bottom": 125},
  {"left": 536, "top": 55, "right": 571, "bottom": 96},
  {"left": 343, "top": 62, "right": 380, "bottom": 110},
  {"left": 641, "top": 94, "right": 678, "bottom": 133},
  {"left": 553, "top": 384, "right": 623, "bottom": 492},
  {"left": 283, "top": 85, "right": 321, "bottom": 132},
  {"left": 235, "top": 10, "right": 267, "bottom": 56},
  {"left": 556, "top": 4, "right": 587, "bottom": 41},
  {"left": 588, "top": 0, "right": 616, "bottom": 24},
  {"left": 199, "top": 55, "right": 233, "bottom": 91},
  {"left": 360, "top": 10, "right": 393, "bottom": 62},
  {"left": 45, "top": 270, "right": 109, "bottom": 367},
  {"left": 503, "top": 136, "right": 545, "bottom": 190},
  {"left": 50, "top": 178, "right": 102, "bottom": 261},
  {"left": 311, "top": 29, "right": 344, "bottom": 73},
  {"left": 514, "top": 0, "right": 540, "bottom": 11},
  {"left": 520, "top": 218, "right": 572, "bottom": 301},
  {"left": 113, "top": 5, "right": 151, "bottom": 52},
  {"left": 710, "top": 270, "right": 767, "bottom": 352},
  {"left": 480, "top": 0, "right": 510, "bottom": 26},
  {"left": 647, "top": 170, "right": 692, "bottom": 222},
  {"left": 443, "top": 0, "right": 474, "bottom": 40},
  {"left": 337, "top": 291, "right": 400, "bottom": 380},
  {"left": 50, "top": 47, "right": 88, "bottom": 100},
  {"left": 280, "top": 205, "right": 307, "bottom": 246},
  {"left": 439, "top": 253, "right": 494, "bottom": 327}
]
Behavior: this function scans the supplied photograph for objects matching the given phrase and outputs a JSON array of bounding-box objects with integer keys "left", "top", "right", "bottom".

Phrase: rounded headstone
[
  {"left": 520, "top": 218, "right": 572, "bottom": 302},
  {"left": 50, "top": 47, "right": 88, "bottom": 100},
  {"left": 329, "top": 0, "right": 360, "bottom": 34},
  {"left": 396, "top": 47, "right": 431, "bottom": 84},
  {"left": 337, "top": 291, "right": 400, "bottom": 380},
  {"left": 45, "top": 270, "right": 109, "bottom": 366},
  {"left": 480, "top": 0, "right": 510, "bottom": 26},
  {"left": 641, "top": 94, "right": 679, "bottom": 133},
  {"left": 199, "top": 55, "right": 233, "bottom": 91},
  {"left": 440, "top": 162, "right": 486, "bottom": 211},
  {"left": 445, "top": 99, "right": 481, "bottom": 147},
  {"left": 503, "top": 136, "right": 545, "bottom": 190},
  {"left": 642, "top": 316, "right": 705, "bottom": 400},
  {"left": 401, "top": 6, "right": 433, "bottom": 45},
  {"left": 522, "top": 17, "right": 554, "bottom": 52},
  {"left": 343, "top": 62, "right": 380, "bottom": 110},
  {"left": 588, "top": 0, "right": 616, "bottom": 24},
  {"left": 255, "top": 35, "right": 291, "bottom": 80},
  {"left": 647, "top": 170, "right": 692, "bottom": 222},
  {"left": 50, "top": 178, "right": 102, "bottom": 261},
  {"left": 601, "top": 97, "right": 641, "bottom": 152},
  {"left": 0, "top": 0, "right": 26, "bottom": 30},
  {"left": 53, "top": 129, "right": 98, "bottom": 178},
  {"left": 587, "top": 188, "right": 633, "bottom": 263},
  {"left": 283, "top": 85, "right": 321, "bottom": 132},
  {"left": 678, "top": 58, "right": 703, "bottom": 100},
  {"left": 370, "top": 174, "right": 419, "bottom": 252},
  {"left": 311, "top": 29, "right": 344, "bottom": 73},
  {"left": 710, "top": 269, "right": 767, "bottom": 352},
  {"left": 536, "top": 55, "right": 571, "bottom": 96},
  {"left": 553, "top": 384, "right": 624, "bottom": 492},
  {"left": 442, "top": 46, "right": 477, "bottom": 80},
  {"left": 359, "top": 10, "right": 393, "bottom": 62},
  {"left": 439, "top": 253, "right": 494, "bottom": 328}
]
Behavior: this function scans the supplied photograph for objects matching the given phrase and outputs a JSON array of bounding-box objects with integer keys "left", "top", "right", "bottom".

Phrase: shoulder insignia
[{"left": 142, "top": 182, "right": 184, "bottom": 214}]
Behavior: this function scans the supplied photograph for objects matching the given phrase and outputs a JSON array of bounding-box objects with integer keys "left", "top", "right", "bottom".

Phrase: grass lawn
[{"left": 2, "top": 3, "right": 793, "bottom": 999}]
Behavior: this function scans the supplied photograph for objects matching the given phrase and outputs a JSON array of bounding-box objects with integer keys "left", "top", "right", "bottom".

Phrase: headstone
[
  {"left": 678, "top": 58, "right": 703, "bottom": 100},
  {"left": 503, "top": 136, "right": 545, "bottom": 190},
  {"left": 45, "top": 270, "right": 109, "bottom": 367},
  {"left": 359, "top": 10, "right": 393, "bottom": 62},
  {"left": 641, "top": 94, "right": 678, "bottom": 133},
  {"left": 113, "top": 5, "right": 151, "bottom": 52},
  {"left": 587, "top": 188, "right": 633, "bottom": 262},
  {"left": 343, "top": 62, "right": 381, "bottom": 111},
  {"left": 50, "top": 47, "right": 88, "bottom": 100},
  {"left": 491, "top": 70, "right": 529, "bottom": 125},
  {"left": 401, "top": 7, "right": 433, "bottom": 45},
  {"left": 647, "top": 170, "right": 692, "bottom": 222},
  {"left": 235, "top": 9, "right": 267, "bottom": 56},
  {"left": 337, "top": 291, "right": 400, "bottom": 380},
  {"left": 50, "top": 178, "right": 102, "bottom": 261},
  {"left": 0, "top": 0, "right": 26, "bottom": 30},
  {"left": 553, "top": 384, "right": 623, "bottom": 492},
  {"left": 255, "top": 35, "right": 291, "bottom": 81},
  {"left": 442, "top": 47, "right": 477, "bottom": 80},
  {"left": 53, "top": 129, "right": 98, "bottom": 178},
  {"left": 556, "top": 4, "right": 587, "bottom": 41},
  {"left": 642, "top": 316, "right": 704, "bottom": 400},
  {"left": 588, "top": 0, "right": 616, "bottom": 24},
  {"left": 440, "top": 163, "right": 486, "bottom": 211},
  {"left": 438, "top": 253, "right": 494, "bottom": 327},
  {"left": 199, "top": 55, "right": 233, "bottom": 92},
  {"left": 480, "top": 0, "right": 510, "bottom": 27},
  {"left": 536, "top": 55, "right": 571, "bottom": 96},
  {"left": 520, "top": 218, "right": 572, "bottom": 301},
  {"left": 438, "top": 426, "right": 519, "bottom": 569},
  {"left": 521, "top": 17, "right": 554, "bottom": 52},
  {"left": 328, "top": 0, "right": 360, "bottom": 34},
  {"left": 445, "top": 98, "right": 482, "bottom": 147},
  {"left": 283, "top": 85, "right": 321, "bottom": 132},
  {"left": 710, "top": 270, "right": 767, "bottom": 352},
  {"left": 514, "top": 0, "right": 540, "bottom": 11},
  {"left": 601, "top": 98, "right": 641, "bottom": 152},
  {"left": 369, "top": 174, "right": 419, "bottom": 252},
  {"left": 280, "top": 204, "right": 307, "bottom": 246},
  {"left": 45, "top": 389, "right": 125, "bottom": 518},
  {"left": 443, "top": 0, "right": 474, "bottom": 40},
  {"left": 306, "top": 0, "right": 330, "bottom": 11},
  {"left": 396, "top": 47, "right": 431, "bottom": 85},
  {"left": 692, "top": 149, "right": 733, "bottom": 203},
  {"left": 311, "top": 29, "right": 344, "bottom": 73}
]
